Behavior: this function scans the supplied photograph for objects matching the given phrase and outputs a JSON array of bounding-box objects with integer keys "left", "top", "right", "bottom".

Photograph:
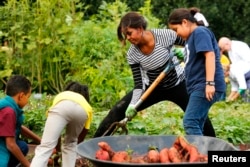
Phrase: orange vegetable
[
  {"left": 168, "top": 147, "right": 182, "bottom": 163},
  {"left": 98, "top": 141, "right": 112, "bottom": 152},
  {"left": 111, "top": 151, "right": 130, "bottom": 162},
  {"left": 147, "top": 149, "right": 160, "bottom": 163},
  {"left": 130, "top": 155, "right": 148, "bottom": 163},
  {"left": 188, "top": 146, "right": 200, "bottom": 162},
  {"left": 95, "top": 149, "right": 110, "bottom": 160},
  {"left": 173, "top": 136, "right": 200, "bottom": 162},
  {"left": 97, "top": 141, "right": 115, "bottom": 157},
  {"left": 159, "top": 147, "right": 170, "bottom": 163}
]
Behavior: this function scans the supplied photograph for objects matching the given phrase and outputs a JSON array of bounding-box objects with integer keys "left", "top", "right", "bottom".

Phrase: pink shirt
[{"left": 0, "top": 107, "right": 16, "bottom": 137}]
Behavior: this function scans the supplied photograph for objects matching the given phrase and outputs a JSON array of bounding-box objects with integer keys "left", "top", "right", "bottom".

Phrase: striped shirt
[{"left": 127, "top": 29, "right": 185, "bottom": 105}]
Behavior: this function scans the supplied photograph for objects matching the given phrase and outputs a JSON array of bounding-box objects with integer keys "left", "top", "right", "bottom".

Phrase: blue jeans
[
  {"left": 8, "top": 140, "right": 28, "bottom": 167},
  {"left": 184, "top": 91, "right": 224, "bottom": 135}
]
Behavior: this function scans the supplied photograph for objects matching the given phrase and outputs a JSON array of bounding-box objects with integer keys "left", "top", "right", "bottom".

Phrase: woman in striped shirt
[{"left": 94, "top": 12, "right": 215, "bottom": 137}]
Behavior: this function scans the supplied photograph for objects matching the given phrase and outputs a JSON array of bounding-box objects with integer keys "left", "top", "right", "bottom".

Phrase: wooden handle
[{"left": 140, "top": 72, "right": 167, "bottom": 101}]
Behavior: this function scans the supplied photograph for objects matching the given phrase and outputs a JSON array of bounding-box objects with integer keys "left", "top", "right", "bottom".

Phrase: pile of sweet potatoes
[{"left": 95, "top": 136, "right": 208, "bottom": 164}]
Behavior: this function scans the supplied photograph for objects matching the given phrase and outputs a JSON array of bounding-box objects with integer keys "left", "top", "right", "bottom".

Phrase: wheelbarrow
[{"left": 77, "top": 135, "right": 238, "bottom": 167}]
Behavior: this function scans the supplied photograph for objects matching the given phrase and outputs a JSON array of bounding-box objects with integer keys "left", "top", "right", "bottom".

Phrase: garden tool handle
[
  {"left": 113, "top": 54, "right": 178, "bottom": 135},
  {"left": 134, "top": 63, "right": 173, "bottom": 110},
  {"left": 119, "top": 117, "right": 129, "bottom": 124}
]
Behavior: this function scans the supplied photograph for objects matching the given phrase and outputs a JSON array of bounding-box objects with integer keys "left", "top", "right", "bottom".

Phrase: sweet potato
[
  {"left": 98, "top": 141, "right": 112, "bottom": 152},
  {"left": 130, "top": 155, "right": 148, "bottom": 164},
  {"left": 111, "top": 151, "right": 130, "bottom": 162},
  {"left": 159, "top": 148, "right": 170, "bottom": 163},
  {"left": 98, "top": 141, "right": 114, "bottom": 157},
  {"left": 95, "top": 149, "right": 110, "bottom": 160},
  {"left": 147, "top": 149, "right": 160, "bottom": 163},
  {"left": 173, "top": 136, "right": 200, "bottom": 162},
  {"left": 175, "top": 136, "right": 189, "bottom": 150},
  {"left": 187, "top": 145, "right": 200, "bottom": 162},
  {"left": 168, "top": 146, "right": 182, "bottom": 163}
]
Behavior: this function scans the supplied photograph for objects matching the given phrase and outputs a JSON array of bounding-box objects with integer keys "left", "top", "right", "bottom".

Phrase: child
[
  {"left": 31, "top": 81, "right": 93, "bottom": 167},
  {"left": 0, "top": 75, "right": 41, "bottom": 167},
  {"left": 168, "top": 8, "right": 226, "bottom": 135}
]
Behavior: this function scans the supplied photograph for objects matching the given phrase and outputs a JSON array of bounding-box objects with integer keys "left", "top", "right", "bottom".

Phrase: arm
[
  {"left": 227, "top": 67, "right": 247, "bottom": 101},
  {"left": 78, "top": 128, "right": 88, "bottom": 144},
  {"left": 129, "top": 63, "right": 144, "bottom": 105},
  {"left": 6, "top": 137, "right": 30, "bottom": 167},
  {"left": 21, "top": 125, "right": 41, "bottom": 144},
  {"left": 204, "top": 51, "right": 215, "bottom": 101},
  {"left": 227, "top": 91, "right": 240, "bottom": 101},
  {"left": 227, "top": 77, "right": 241, "bottom": 101}
]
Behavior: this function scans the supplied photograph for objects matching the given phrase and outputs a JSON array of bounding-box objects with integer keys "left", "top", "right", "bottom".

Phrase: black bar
[{"left": 208, "top": 151, "right": 250, "bottom": 167}]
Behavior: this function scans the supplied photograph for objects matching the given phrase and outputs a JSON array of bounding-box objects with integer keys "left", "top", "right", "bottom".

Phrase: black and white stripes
[{"left": 127, "top": 29, "right": 185, "bottom": 105}]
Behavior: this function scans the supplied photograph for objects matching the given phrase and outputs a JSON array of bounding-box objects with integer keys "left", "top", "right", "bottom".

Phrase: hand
[
  {"left": 173, "top": 48, "right": 184, "bottom": 61},
  {"left": 125, "top": 105, "right": 137, "bottom": 121}
]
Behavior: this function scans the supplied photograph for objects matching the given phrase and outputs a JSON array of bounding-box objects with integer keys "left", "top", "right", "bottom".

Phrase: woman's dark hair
[
  {"left": 117, "top": 12, "right": 147, "bottom": 45},
  {"left": 6, "top": 75, "right": 31, "bottom": 96},
  {"left": 64, "top": 81, "right": 90, "bottom": 102},
  {"left": 168, "top": 8, "right": 197, "bottom": 25}
]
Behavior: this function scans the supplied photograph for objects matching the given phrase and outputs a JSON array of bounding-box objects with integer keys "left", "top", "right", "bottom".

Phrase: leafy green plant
[
  {"left": 89, "top": 100, "right": 250, "bottom": 146},
  {"left": 0, "top": 0, "right": 162, "bottom": 109},
  {"left": 23, "top": 93, "right": 53, "bottom": 138},
  {"left": 210, "top": 101, "right": 250, "bottom": 144}
]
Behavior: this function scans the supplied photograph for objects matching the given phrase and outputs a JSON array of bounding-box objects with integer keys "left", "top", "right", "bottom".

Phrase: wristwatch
[{"left": 206, "top": 81, "right": 215, "bottom": 86}]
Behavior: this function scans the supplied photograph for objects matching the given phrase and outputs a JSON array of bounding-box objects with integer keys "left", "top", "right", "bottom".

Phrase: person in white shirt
[
  {"left": 224, "top": 63, "right": 250, "bottom": 102},
  {"left": 218, "top": 37, "right": 250, "bottom": 65},
  {"left": 218, "top": 37, "right": 250, "bottom": 102}
]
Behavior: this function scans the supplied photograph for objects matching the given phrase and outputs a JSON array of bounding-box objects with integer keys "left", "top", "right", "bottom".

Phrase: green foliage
[
  {"left": 0, "top": 0, "right": 85, "bottom": 93},
  {"left": 89, "top": 100, "right": 250, "bottom": 145},
  {"left": 126, "top": 102, "right": 184, "bottom": 136},
  {"left": 210, "top": 101, "right": 250, "bottom": 144},
  {"left": 0, "top": 0, "right": 149, "bottom": 109},
  {"left": 63, "top": 1, "right": 133, "bottom": 109},
  {"left": 23, "top": 94, "right": 53, "bottom": 137},
  {"left": 151, "top": 0, "right": 250, "bottom": 43}
]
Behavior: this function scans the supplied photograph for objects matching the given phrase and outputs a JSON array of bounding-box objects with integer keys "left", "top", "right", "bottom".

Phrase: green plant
[
  {"left": 89, "top": 100, "right": 250, "bottom": 146},
  {"left": 210, "top": 101, "right": 250, "bottom": 144},
  {"left": 22, "top": 93, "right": 53, "bottom": 138}
]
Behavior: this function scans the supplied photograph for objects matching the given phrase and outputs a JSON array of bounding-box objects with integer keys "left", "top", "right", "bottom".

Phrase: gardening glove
[
  {"left": 238, "top": 89, "right": 245, "bottom": 96},
  {"left": 173, "top": 48, "right": 185, "bottom": 61},
  {"left": 125, "top": 104, "right": 137, "bottom": 121}
]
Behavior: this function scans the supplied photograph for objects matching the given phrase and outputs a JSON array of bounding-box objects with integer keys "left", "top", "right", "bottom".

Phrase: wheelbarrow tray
[{"left": 77, "top": 135, "right": 238, "bottom": 167}]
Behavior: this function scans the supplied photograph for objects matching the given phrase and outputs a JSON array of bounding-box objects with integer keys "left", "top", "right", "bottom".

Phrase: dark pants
[
  {"left": 245, "top": 70, "right": 250, "bottom": 89},
  {"left": 8, "top": 140, "right": 28, "bottom": 167},
  {"left": 243, "top": 71, "right": 250, "bottom": 102},
  {"left": 94, "top": 81, "right": 216, "bottom": 137}
]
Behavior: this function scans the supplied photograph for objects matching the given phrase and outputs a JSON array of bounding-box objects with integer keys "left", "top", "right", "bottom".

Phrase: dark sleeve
[
  {"left": 130, "top": 63, "right": 143, "bottom": 89},
  {"left": 174, "top": 36, "right": 186, "bottom": 46}
]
